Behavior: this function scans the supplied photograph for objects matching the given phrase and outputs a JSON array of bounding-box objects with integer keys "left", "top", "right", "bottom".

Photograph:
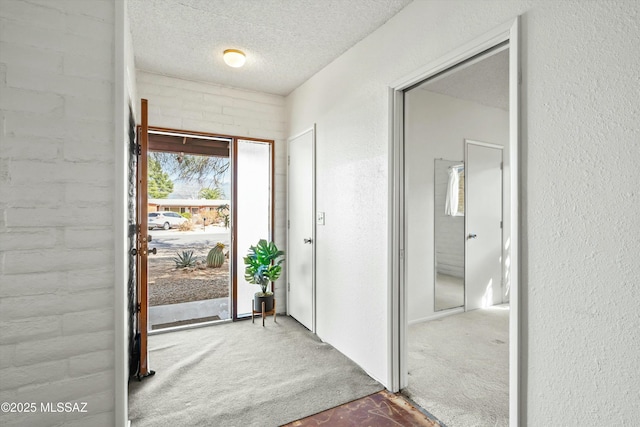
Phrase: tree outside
[
  {"left": 199, "top": 187, "right": 224, "bottom": 199},
  {"left": 148, "top": 158, "right": 174, "bottom": 198},
  {"left": 150, "top": 152, "right": 230, "bottom": 199}
]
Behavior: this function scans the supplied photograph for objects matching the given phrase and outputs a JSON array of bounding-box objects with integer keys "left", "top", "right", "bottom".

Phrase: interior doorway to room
[{"left": 398, "top": 36, "right": 516, "bottom": 427}]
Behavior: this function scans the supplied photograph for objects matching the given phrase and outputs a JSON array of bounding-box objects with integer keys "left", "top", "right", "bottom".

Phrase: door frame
[
  {"left": 388, "top": 17, "right": 521, "bottom": 426},
  {"left": 464, "top": 139, "right": 504, "bottom": 310},
  {"left": 135, "top": 99, "right": 152, "bottom": 378},
  {"left": 132, "top": 122, "right": 275, "bottom": 328},
  {"left": 133, "top": 127, "right": 275, "bottom": 322},
  {"left": 286, "top": 125, "right": 317, "bottom": 333},
  {"left": 143, "top": 125, "right": 233, "bottom": 328}
]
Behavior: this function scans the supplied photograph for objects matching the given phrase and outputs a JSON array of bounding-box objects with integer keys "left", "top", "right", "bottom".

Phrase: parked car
[{"left": 148, "top": 212, "right": 188, "bottom": 230}]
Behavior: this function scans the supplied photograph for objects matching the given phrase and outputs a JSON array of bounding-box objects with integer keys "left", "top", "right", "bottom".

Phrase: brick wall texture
[{"left": 0, "top": 1, "right": 116, "bottom": 426}]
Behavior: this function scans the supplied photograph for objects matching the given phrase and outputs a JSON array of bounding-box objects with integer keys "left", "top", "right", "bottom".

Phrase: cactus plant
[{"left": 206, "top": 243, "right": 226, "bottom": 268}]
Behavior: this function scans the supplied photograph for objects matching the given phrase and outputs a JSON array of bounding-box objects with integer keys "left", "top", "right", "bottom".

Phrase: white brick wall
[
  {"left": 0, "top": 1, "right": 115, "bottom": 426},
  {"left": 137, "top": 71, "right": 288, "bottom": 306}
]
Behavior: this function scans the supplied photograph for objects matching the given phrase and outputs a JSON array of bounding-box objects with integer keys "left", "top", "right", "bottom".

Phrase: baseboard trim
[{"left": 408, "top": 307, "right": 464, "bottom": 325}]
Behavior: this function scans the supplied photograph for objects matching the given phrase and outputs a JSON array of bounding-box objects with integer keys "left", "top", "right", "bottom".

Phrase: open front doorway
[
  {"left": 146, "top": 143, "right": 232, "bottom": 331},
  {"left": 131, "top": 99, "right": 274, "bottom": 379}
]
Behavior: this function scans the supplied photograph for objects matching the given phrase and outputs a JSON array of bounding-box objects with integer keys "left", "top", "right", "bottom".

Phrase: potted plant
[{"left": 243, "top": 239, "right": 285, "bottom": 312}]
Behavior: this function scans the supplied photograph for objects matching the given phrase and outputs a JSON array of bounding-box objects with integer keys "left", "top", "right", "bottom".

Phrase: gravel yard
[{"left": 147, "top": 231, "right": 231, "bottom": 306}]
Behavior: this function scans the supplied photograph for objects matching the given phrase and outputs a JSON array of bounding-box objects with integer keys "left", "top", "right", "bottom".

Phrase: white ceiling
[
  {"left": 421, "top": 49, "right": 509, "bottom": 111},
  {"left": 128, "top": 0, "right": 412, "bottom": 96}
]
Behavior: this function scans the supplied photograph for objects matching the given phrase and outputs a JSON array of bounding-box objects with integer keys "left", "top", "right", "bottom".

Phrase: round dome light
[{"left": 223, "top": 49, "right": 246, "bottom": 68}]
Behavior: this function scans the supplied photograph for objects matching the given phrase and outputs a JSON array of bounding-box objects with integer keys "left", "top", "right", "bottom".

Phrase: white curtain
[{"left": 445, "top": 167, "right": 459, "bottom": 216}]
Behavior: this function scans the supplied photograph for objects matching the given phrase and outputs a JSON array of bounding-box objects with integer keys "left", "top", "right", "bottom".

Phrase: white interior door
[
  {"left": 287, "top": 127, "right": 315, "bottom": 331},
  {"left": 465, "top": 140, "right": 503, "bottom": 310}
]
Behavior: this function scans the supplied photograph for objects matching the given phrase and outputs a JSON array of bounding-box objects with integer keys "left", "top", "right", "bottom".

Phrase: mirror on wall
[{"left": 434, "top": 159, "right": 465, "bottom": 311}]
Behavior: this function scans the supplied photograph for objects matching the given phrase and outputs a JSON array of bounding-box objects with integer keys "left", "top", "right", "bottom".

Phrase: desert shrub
[
  {"left": 180, "top": 212, "right": 192, "bottom": 220},
  {"left": 197, "top": 208, "right": 218, "bottom": 226},
  {"left": 192, "top": 214, "right": 204, "bottom": 225},
  {"left": 173, "top": 250, "right": 196, "bottom": 268},
  {"left": 217, "top": 204, "right": 230, "bottom": 228},
  {"left": 178, "top": 220, "right": 194, "bottom": 231}
]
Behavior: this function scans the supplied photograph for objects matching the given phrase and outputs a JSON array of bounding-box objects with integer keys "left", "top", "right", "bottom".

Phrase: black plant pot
[{"left": 254, "top": 293, "right": 274, "bottom": 312}]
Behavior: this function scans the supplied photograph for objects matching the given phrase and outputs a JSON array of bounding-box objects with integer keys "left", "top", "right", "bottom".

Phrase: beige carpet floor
[
  {"left": 129, "top": 316, "right": 383, "bottom": 426},
  {"left": 403, "top": 305, "right": 509, "bottom": 427}
]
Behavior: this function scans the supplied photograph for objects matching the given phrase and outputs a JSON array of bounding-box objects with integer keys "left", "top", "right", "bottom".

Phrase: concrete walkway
[{"left": 149, "top": 297, "right": 230, "bottom": 328}]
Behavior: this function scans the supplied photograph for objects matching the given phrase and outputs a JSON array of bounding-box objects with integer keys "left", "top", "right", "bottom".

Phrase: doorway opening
[
  {"left": 390, "top": 18, "right": 520, "bottom": 427},
  {"left": 146, "top": 129, "right": 232, "bottom": 331},
  {"left": 135, "top": 128, "right": 276, "bottom": 334},
  {"left": 130, "top": 100, "right": 275, "bottom": 385}
]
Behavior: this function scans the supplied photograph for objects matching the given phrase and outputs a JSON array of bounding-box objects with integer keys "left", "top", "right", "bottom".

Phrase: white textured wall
[
  {"left": 136, "top": 72, "right": 288, "bottom": 305},
  {"left": 124, "top": 9, "right": 137, "bottom": 118},
  {"left": 0, "top": 0, "right": 116, "bottom": 426},
  {"left": 287, "top": 0, "right": 640, "bottom": 424},
  {"left": 286, "top": 69, "right": 390, "bottom": 383},
  {"left": 405, "top": 90, "right": 508, "bottom": 323}
]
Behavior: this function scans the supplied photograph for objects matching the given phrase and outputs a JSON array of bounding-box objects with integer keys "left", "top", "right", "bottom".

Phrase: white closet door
[
  {"left": 466, "top": 141, "right": 503, "bottom": 310},
  {"left": 287, "top": 128, "right": 315, "bottom": 331}
]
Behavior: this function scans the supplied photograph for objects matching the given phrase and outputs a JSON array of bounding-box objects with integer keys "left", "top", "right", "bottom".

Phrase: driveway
[{"left": 148, "top": 226, "right": 231, "bottom": 250}]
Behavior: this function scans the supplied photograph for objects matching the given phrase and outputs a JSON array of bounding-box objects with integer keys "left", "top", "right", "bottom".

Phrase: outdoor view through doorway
[
  {"left": 133, "top": 100, "right": 276, "bottom": 381},
  {"left": 147, "top": 132, "right": 232, "bottom": 331}
]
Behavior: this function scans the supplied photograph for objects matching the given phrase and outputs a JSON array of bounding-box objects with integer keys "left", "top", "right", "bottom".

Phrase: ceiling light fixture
[{"left": 223, "top": 49, "right": 246, "bottom": 68}]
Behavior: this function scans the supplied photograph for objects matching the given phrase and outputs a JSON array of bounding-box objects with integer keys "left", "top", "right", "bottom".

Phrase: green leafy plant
[
  {"left": 243, "top": 239, "right": 285, "bottom": 295},
  {"left": 173, "top": 250, "right": 196, "bottom": 268},
  {"left": 180, "top": 212, "right": 192, "bottom": 219}
]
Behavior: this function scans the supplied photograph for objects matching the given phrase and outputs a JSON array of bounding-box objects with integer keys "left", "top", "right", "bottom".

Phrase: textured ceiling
[
  {"left": 422, "top": 49, "right": 509, "bottom": 111},
  {"left": 128, "top": 0, "right": 412, "bottom": 96}
]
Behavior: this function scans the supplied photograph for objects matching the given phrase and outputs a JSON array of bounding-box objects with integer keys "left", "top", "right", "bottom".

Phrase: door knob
[
  {"left": 132, "top": 247, "right": 157, "bottom": 255},
  {"left": 303, "top": 238, "right": 313, "bottom": 244},
  {"left": 468, "top": 233, "right": 477, "bottom": 239}
]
